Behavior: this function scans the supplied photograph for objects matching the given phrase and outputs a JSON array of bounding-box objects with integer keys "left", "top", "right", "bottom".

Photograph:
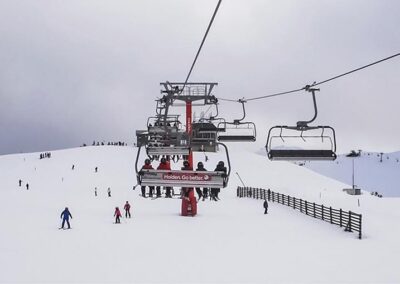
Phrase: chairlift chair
[
  {"left": 266, "top": 87, "right": 337, "bottom": 161},
  {"left": 217, "top": 100, "right": 257, "bottom": 142},
  {"left": 135, "top": 143, "right": 231, "bottom": 188},
  {"left": 191, "top": 122, "right": 219, "bottom": 152}
]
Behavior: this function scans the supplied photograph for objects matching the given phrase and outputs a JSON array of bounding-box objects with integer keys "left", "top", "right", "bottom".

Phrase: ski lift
[
  {"left": 266, "top": 87, "right": 337, "bottom": 161},
  {"left": 135, "top": 143, "right": 231, "bottom": 188},
  {"left": 217, "top": 100, "right": 257, "bottom": 142}
]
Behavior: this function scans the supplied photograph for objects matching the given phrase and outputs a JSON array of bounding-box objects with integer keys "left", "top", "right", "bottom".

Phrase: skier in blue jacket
[{"left": 60, "top": 207, "right": 73, "bottom": 229}]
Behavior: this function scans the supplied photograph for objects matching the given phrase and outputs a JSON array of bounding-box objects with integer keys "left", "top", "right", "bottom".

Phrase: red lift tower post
[{"left": 181, "top": 100, "right": 197, "bottom": 216}]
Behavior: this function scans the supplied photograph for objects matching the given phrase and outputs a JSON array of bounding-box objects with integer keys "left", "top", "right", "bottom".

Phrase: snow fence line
[{"left": 237, "top": 186, "right": 362, "bottom": 239}]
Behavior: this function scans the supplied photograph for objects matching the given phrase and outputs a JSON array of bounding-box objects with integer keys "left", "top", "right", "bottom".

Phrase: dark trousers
[
  {"left": 156, "top": 186, "right": 162, "bottom": 197},
  {"left": 115, "top": 216, "right": 120, "bottom": 223},
  {"left": 149, "top": 186, "right": 154, "bottom": 197},
  {"left": 195, "top": 188, "right": 203, "bottom": 199},
  {"left": 264, "top": 208, "right": 268, "bottom": 214},
  {"left": 210, "top": 188, "right": 218, "bottom": 201},
  {"left": 141, "top": 186, "right": 146, "bottom": 197},
  {"left": 165, "top": 187, "right": 172, "bottom": 198},
  {"left": 125, "top": 210, "right": 131, "bottom": 218},
  {"left": 61, "top": 219, "right": 71, "bottom": 229}
]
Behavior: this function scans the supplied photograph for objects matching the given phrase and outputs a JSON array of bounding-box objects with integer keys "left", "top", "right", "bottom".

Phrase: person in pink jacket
[{"left": 114, "top": 207, "right": 122, "bottom": 224}]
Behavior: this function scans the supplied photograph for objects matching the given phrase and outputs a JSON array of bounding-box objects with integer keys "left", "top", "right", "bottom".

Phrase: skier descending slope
[
  {"left": 124, "top": 201, "right": 131, "bottom": 218},
  {"left": 114, "top": 207, "right": 122, "bottom": 224},
  {"left": 60, "top": 207, "right": 73, "bottom": 229},
  {"left": 263, "top": 199, "right": 269, "bottom": 214}
]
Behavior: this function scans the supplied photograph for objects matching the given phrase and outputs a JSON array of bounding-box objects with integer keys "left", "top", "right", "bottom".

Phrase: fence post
[
  {"left": 268, "top": 189, "right": 271, "bottom": 201},
  {"left": 321, "top": 205, "right": 324, "bottom": 221},
  {"left": 257, "top": 188, "right": 259, "bottom": 199},
  {"left": 272, "top": 192, "right": 275, "bottom": 202},
  {"left": 340, "top": 209, "right": 342, "bottom": 227},
  {"left": 359, "top": 215, "right": 362, "bottom": 239},
  {"left": 330, "top": 207, "right": 333, "bottom": 224},
  {"left": 300, "top": 199, "right": 302, "bottom": 213},
  {"left": 287, "top": 195, "right": 290, "bottom": 207},
  {"left": 305, "top": 201, "right": 308, "bottom": 215},
  {"left": 313, "top": 203, "right": 316, "bottom": 218},
  {"left": 293, "top": 197, "right": 296, "bottom": 209},
  {"left": 345, "top": 211, "right": 353, "bottom": 232}
]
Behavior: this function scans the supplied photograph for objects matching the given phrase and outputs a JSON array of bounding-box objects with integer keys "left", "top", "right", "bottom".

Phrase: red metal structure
[{"left": 182, "top": 100, "right": 197, "bottom": 216}]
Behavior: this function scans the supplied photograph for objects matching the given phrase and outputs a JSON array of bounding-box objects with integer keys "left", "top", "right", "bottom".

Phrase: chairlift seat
[
  {"left": 218, "top": 135, "right": 256, "bottom": 142},
  {"left": 268, "top": 149, "right": 337, "bottom": 161},
  {"left": 139, "top": 169, "right": 227, "bottom": 188},
  {"left": 146, "top": 146, "right": 190, "bottom": 156}
]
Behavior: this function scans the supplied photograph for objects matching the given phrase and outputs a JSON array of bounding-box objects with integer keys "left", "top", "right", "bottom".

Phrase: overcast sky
[{"left": 1, "top": 0, "right": 399, "bottom": 155}]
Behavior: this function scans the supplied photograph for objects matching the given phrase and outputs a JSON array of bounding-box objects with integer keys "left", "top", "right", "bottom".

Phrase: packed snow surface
[{"left": 0, "top": 145, "right": 399, "bottom": 283}]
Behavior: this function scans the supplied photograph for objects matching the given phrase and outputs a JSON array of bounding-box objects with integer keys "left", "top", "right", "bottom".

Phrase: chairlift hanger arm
[
  {"left": 233, "top": 99, "right": 247, "bottom": 124},
  {"left": 296, "top": 87, "right": 320, "bottom": 128}
]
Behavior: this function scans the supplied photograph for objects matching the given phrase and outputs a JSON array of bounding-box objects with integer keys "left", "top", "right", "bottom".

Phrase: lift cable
[
  {"left": 217, "top": 51, "right": 400, "bottom": 103},
  {"left": 180, "top": 0, "right": 222, "bottom": 94}
]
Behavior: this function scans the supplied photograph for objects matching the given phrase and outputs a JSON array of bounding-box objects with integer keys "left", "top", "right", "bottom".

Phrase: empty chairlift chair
[
  {"left": 266, "top": 87, "right": 337, "bottom": 161},
  {"left": 217, "top": 100, "right": 257, "bottom": 142}
]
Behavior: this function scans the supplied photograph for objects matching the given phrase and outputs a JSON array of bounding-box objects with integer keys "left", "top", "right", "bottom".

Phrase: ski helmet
[
  {"left": 183, "top": 160, "right": 190, "bottom": 167},
  {"left": 218, "top": 161, "right": 224, "bottom": 166},
  {"left": 197, "top": 162, "right": 204, "bottom": 168},
  {"left": 161, "top": 157, "right": 167, "bottom": 163},
  {"left": 145, "top": 158, "right": 151, "bottom": 165}
]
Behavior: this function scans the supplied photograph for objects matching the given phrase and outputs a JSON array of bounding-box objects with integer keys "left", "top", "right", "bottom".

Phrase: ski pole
[{"left": 236, "top": 172, "right": 246, "bottom": 187}]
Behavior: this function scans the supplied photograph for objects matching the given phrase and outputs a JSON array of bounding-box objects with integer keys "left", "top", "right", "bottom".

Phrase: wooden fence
[{"left": 237, "top": 186, "right": 362, "bottom": 239}]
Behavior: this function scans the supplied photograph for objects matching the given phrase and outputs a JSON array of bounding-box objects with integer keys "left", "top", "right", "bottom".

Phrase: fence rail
[{"left": 237, "top": 186, "right": 362, "bottom": 239}]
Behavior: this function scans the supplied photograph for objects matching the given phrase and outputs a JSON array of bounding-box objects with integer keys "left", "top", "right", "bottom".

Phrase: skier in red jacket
[
  {"left": 140, "top": 159, "right": 154, "bottom": 197},
  {"left": 124, "top": 201, "right": 131, "bottom": 218},
  {"left": 157, "top": 157, "right": 171, "bottom": 197},
  {"left": 114, "top": 207, "right": 122, "bottom": 224}
]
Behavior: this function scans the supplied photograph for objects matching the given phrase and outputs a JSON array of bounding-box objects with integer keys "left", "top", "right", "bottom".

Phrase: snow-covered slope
[
  {"left": 303, "top": 151, "right": 400, "bottom": 197},
  {"left": 0, "top": 145, "right": 399, "bottom": 283}
]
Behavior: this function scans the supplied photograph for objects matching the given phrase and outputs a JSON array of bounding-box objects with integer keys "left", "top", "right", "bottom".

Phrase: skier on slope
[
  {"left": 195, "top": 162, "right": 206, "bottom": 201},
  {"left": 263, "top": 199, "right": 269, "bottom": 214},
  {"left": 114, "top": 207, "right": 122, "bottom": 224},
  {"left": 124, "top": 201, "right": 131, "bottom": 218},
  {"left": 156, "top": 157, "right": 171, "bottom": 198},
  {"left": 60, "top": 207, "right": 73, "bottom": 229},
  {"left": 140, "top": 159, "right": 154, "bottom": 197}
]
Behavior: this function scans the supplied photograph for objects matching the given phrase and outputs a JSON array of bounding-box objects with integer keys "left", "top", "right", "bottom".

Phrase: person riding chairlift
[
  {"left": 157, "top": 157, "right": 171, "bottom": 198},
  {"left": 181, "top": 160, "right": 193, "bottom": 198},
  {"left": 140, "top": 159, "right": 154, "bottom": 197}
]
